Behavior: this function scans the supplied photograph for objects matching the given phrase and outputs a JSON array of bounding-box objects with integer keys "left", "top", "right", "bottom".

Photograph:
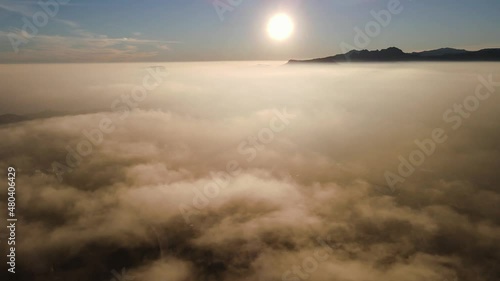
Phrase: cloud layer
[{"left": 0, "top": 62, "right": 499, "bottom": 281}]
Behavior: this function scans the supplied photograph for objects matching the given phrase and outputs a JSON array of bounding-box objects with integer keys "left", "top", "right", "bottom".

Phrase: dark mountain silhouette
[
  {"left": 288, "top": 47, "right": 500, "bottom": 64},
  {"left": 414, "top": 48, "right": 467, "bottom": 57}
]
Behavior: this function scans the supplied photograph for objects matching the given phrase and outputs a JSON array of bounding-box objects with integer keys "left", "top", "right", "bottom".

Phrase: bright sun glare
[{"left": 267, "top": 13, "right": 294, "bottom": 41}]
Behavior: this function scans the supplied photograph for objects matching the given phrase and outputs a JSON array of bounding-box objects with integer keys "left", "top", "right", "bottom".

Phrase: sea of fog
[{"left": 0, "top": 62, "right": 499, "bottom": 281}]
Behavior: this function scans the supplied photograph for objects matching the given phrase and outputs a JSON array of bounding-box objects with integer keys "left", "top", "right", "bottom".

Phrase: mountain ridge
[{"left": 288, "top": 47, "right": 500, "bottom": 64}]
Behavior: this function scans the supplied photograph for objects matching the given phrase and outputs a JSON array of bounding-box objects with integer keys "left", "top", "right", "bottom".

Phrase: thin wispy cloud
[
  {"left": 0, "top": 31, "right": 181, "bottom": 62},
  {"left": 0, "top": 1, "right": 181, "bottom": 62},
  {"left": 0, "top": 2, "right": 33, "bottom": 17}
]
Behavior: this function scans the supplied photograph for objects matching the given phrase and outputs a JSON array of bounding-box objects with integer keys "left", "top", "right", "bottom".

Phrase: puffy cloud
[{"left": 0, "top": 62, "right": 499, "bottom": 280}]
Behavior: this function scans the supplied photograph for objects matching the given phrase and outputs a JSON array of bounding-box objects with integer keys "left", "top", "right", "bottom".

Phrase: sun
[{"left": 267, "top": 13, "right": 294, "bottom": 41}]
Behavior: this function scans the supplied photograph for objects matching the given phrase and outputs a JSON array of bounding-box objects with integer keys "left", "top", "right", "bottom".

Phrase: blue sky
[{"left": 0, "top": 0, "right": 499, "bottom": 62}]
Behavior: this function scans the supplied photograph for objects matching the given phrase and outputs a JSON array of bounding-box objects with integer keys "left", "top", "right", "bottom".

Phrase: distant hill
[
  {"left": 0, "top": 109, "right": 104, "bottom": 126},
  {"left": 288, "top": 47, "right": 500, "bottom": 64},
  {"left": 0, "top": 110, "right": 69, "bottom": 125},
  {"left": 0, "top": 114, "right": 28, "bottom": 125},
  {"left": 413, "top": 48, "right": 467, "bottom": 57}
]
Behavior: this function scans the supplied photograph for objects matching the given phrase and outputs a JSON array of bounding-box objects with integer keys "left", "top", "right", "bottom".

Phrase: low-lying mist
[{"left": 0, "top": 62, "right": 499, "bottom": 281}]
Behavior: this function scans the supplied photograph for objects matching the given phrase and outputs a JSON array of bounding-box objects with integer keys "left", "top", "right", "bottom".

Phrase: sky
[{"left": 0, "top": 0, "right": 499, "bottom": 62}]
